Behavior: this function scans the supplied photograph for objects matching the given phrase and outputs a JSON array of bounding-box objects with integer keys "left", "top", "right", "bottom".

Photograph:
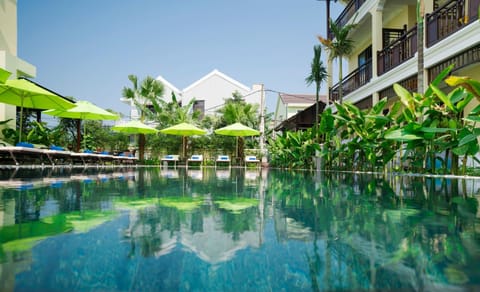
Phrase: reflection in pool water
[{"left": 0, "top": 167, "right": 479, "bottom": 291}]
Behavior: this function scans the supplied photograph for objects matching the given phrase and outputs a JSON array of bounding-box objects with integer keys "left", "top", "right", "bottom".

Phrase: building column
[
  {"left": 372, "top": 92, "right": 380, "bottom": 105},
  {"left": 371, "top": 3, "right": 384, "bottom": 80}
]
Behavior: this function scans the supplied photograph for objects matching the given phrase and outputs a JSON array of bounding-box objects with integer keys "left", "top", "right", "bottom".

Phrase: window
[
  {"left": 358, "top": 46, "right": 372, "bottom": 67},
  {"left": 193, "top": 100, "right": 205, "bottom": 118}
]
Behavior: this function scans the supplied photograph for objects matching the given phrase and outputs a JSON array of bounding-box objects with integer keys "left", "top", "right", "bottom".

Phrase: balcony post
[{"left": 371, "top": 4, "right": 384, "bottom": 79}]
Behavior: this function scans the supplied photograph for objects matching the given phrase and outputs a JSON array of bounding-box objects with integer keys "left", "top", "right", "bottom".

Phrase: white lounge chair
[
  {"left": 161, "top": 154, "right": 180, "bottom": 168},
  {"left": 215, "top": 155, "right": 231, "bottom": 168},
  {"left": 244, "top": 155, "right": 260, "bottom": 168},
  {"left": 187, "top": 154, "right": 203, "bottom": 168},
  {"left": 0, "top": 142, "right": 49, "bottom": 166}
]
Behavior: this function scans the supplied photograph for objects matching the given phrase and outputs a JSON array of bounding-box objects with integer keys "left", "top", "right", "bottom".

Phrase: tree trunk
[
  {"left": 76, "top": 119, "right": 81, "bottom": 152},
  {"left": 339, "top": 58, "right": 344, "bottom": 103},
  {"left": 315, "top": 83, "right": 320, "bottom": 142}
]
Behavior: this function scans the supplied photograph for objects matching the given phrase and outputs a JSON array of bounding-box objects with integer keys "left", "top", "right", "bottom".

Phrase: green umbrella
[
  {"left": 0, "top": 78, "right": 75, "bottom": 142},
  {"left": 44, "top": 100, "right": 119, "bottom": 149},
  {"left": 214, "top": 122, "right": 260, "bottom": 137},
  {"left": 0, "top": 67, "right": 11, "bottom": 83},
  {"left": 215, "top": 123, "right": 259, "bottom": 158},
  {"left": 160, "top": 122, "right": 207, "bottom": 157},
  {"left": 111, "top": 120, "right": 158, "bottom": 134},
  {"left": 44, "top": 100, "right": 119, "bottom": 121}
]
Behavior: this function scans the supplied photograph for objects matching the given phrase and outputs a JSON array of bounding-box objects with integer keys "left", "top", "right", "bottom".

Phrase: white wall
[{"left": 182, "top": 70, "right": 253, "bottom": 114}]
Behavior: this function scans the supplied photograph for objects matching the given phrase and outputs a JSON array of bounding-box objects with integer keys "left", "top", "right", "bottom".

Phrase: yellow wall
[
  {"left": 0, "top": 0, "right": 17, "bottom": 57},
  {"left": 0, "top": 0, "right": 36, "bottom": 137},
  {"left": 384, "top": 7, "right": 409, "bottom": 29}
]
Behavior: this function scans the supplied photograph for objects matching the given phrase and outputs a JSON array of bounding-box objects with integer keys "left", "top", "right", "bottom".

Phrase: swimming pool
[{"left": 1, "top": 167, "right": 479, "bottom": 291}]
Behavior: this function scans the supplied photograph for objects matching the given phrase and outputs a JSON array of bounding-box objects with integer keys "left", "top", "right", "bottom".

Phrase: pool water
[{"left": 0, "top": 167, "right": 479, "bottom": 291}]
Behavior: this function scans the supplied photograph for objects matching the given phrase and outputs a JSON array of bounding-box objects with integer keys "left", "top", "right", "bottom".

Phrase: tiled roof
[{"left": 279, "top": 93, "right": 327, "bottom": 104}]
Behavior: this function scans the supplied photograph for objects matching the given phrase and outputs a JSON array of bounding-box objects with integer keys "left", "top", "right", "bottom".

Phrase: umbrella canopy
[
  {"left": 111, "top": 120, "right": 158, "bottom": 134},
  {"left": 44, "top": 100, "right": 119, "bottom": 150},
  {"left": 160, "top": 122, "right": 207, "bottom": 136},
  {"left": 160, "top": 122, "right": 207, "bottom": 158},
  {"left": 0, "top": 67, "right": 11, "bottom": 83},
  {"left": 43, "top": 100, "right": 119, "bottom": 121},
  {"left": 214, "top": 122, "right": 260, "bottom": 137},
  {"left": 0, "top": 78, "right": 75, "bottom": 142},
  {"left": 215, "top": 123, "right": 259, "bottom": 159}
]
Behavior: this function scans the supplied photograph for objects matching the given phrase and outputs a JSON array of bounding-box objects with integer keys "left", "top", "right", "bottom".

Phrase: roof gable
[
  {"left": 183, "top": 69, "right": 250, "bottom": 93},
  {"left": 156, "top": 75, "right": 181, "bottom": 94}
]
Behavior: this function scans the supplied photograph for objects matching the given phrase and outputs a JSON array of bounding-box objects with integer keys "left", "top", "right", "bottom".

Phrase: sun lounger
[
  {"left": 70, "top": 151, "right": 99, "bottom": 165},
  {"left": 187, "top": 154, "right": 203, "bottom": 168},
  {"left": 215, "top": 155, "right": 231, "bottom": 168},
  {"left": 244, "top": 155, "right": 260, "bottom": 168},
  {"left": 0, "top": 143, "right": 48, "bottom": 166},
  {"left": 161, "top": 154, "right": 180, "bottom": 168},
  {"left": 114, "top": 153, "right": 137, "bottom": 164}
]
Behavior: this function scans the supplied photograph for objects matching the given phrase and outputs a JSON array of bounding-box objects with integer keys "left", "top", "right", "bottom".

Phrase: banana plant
[
  {"left": 334, "top": 98, "right": 395, "bottom": 172},
  {"left": 267, "top": 129, "right": 320, "bottom": 169},
  {"left": 385, "top": 65, "right": 480, "bottom": 174}
]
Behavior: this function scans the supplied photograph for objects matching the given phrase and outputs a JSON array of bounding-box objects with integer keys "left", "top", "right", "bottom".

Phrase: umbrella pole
[
  {"left": 182, "top": 136, "right": 186, "bottom": 158},
  {"left": 82, "top": 121, "right": 87, "bottom": 150},
  {"left": 76, "top": 119, "right": 81, "bottom": 152}
]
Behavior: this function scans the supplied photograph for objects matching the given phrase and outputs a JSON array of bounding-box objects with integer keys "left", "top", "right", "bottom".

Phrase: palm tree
[
  {"left": 318, "top": 19, "right": 356, "bottom": 104},
  {"left": 122, "top": 75, "right": 164, "bottom": 161},
  {"left": 217, "top": 94, "right": 259, "bottom": 158},
  {"left": 305, "top": 45, "right": 328, "bottom": 142}
]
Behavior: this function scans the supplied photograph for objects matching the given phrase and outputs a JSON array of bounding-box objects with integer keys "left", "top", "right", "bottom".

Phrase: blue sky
[{"left": 18, "top": 0, "right": 342, "bottom": 117}]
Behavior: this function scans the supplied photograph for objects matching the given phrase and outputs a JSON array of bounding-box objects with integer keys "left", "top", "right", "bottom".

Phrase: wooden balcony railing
[
  {"left": 377, "top": 26, "right": 417, "bottom": 76},
  {"left": 330, "top": 61, "right": 372, "bottom": 102},
  {"left": 429, "top": 45, "right": 480, "bottom": 81},
  {"left": 468, "top": 0, "right": 480, "bottom": 22},
  {"left": 378, "top": 76, "right": 417, "bottom": 100},
  {"left": 329, "top": 0, "right": 366, "bottom": 39},
  {"left": 426, "top": 0, "right": 469, "bottom": 47}
]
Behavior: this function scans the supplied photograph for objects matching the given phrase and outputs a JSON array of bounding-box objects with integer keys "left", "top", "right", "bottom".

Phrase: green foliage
[
  {"left": 267, "top": 128, "right": 320, "bottom": 169},
  {"left": 269, "top": 67, "right": 480, "bottom": 174}
]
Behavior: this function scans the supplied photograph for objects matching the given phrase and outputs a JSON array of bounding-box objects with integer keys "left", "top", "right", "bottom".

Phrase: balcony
[
  {"left": 426, "top": 0, "right": 479, "bottom": 47},
  {"left": 329, "top": 0, "right": 366, "bottom": 39},
  {"left": 330, "top": 61, "right": 372, "bottom": 102},
  {"left": 377, "top": 26, "right": 417, "bottom": 76}
]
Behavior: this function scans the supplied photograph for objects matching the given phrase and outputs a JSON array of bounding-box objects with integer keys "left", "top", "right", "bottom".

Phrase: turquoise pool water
[{"left": 0, "top": 167, "right": 479, "bottom": 291}]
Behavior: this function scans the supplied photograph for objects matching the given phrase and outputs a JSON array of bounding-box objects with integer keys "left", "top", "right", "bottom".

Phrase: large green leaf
[
  {"left": 370, "top": 98, "right": 388, "bottom": 115},
  {"left": 453, "top": 144, "right": 470, "bottom": 156},
  {"left": 394, "top": 83, "right": 414, "bottom": 111},
  {"left": 456, "top": 91, "right": 474, "bottom": 113},
  {"left": 464, "top": 115, "right": 480, "bottom": 122},
  {"left": 420, "top": 127, "right": 450, "bottom": 133},
  {"left": 458, "top": 132, "right": 478, "bottom": 147},
  {"left": 470, "top": 104, "right": 480, "bottom": 115},
  {"left": 385, "top": 129, "right": 423, "bottom": 141},
  {"left": 425, "top": 64, "right": 454, "bottom": 97},
  {"left": 446, "top": 75, "right": 480, "bottom": 97},
  {"left": 431, "top": 84, "right": 456, "bottom": 113}
]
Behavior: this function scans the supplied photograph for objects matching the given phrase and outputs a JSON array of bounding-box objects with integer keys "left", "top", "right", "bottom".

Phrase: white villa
[{"left": 122, "top": 69, "right": 263, "bottom": 120}]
